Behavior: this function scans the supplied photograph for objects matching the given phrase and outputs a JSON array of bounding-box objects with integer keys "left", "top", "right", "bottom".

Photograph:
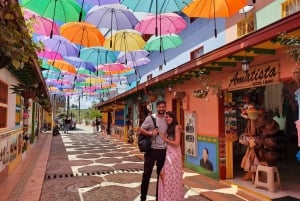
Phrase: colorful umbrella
[
  {"left": 144, "top": 34, "right": 183, "bottom": 52},
  {"left": 97, "top": 63, "right": 127, "bottom": 71},
  {"left": 103, "top": 30, "right": 145, "bottom": 51},
  {"left": 64, "top": 56, "right": 96, "bottom": 72},
  {"left": 41, "top": 35, "right": 79, "bottom": 57},
  {"left": 37, "top": 50, "right": 63, "bottom": 60},
  {"left": 48, "top": 60, "right": 77, "bottom": 74},
  {"left": 135, "top": 13, "right": 186, "bottom": 36},
  {"left": 22, "top": 0, "right": 85, "bottom": 38},
  {"left": 85, "top": 4, "right": 139, "bottom": 31},
  {"left": 117, "top": 50, "right": 150, "bottom": 66},
  {"left": 83, "top": 0, "right": 120, "bottom": 6},
  {"left": 121, "top": 0, "right": 191, "bottom": 14},
  {"left": 144, "top": 34, "right": 183, "bottom": 65},
  {"left": 22, "top": 0, "right": 84, "bottom": 23},
  {"left": 183, "top": 0, "right": 247, "bottom": 37},
  {"left": 80, "top": 47, "right": 117, "bottom": 66},
  {"left": 60, "top": 22, "right": 105, "bottom": 48},
  {"left": 23, "top": 9, "right": 59, "bottom": 36}
]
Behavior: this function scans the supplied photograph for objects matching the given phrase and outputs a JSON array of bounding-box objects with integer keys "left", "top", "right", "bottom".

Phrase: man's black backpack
[{"left": 138, "top": 116, "right": 156, "bottom": 152}]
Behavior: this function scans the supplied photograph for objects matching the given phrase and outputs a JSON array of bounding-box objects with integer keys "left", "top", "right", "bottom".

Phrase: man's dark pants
[{"left": 140, "top": 148, "right": 166, "bottom": 201}]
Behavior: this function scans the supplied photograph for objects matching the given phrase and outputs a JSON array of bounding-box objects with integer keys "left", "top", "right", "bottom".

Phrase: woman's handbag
[{"left": 138, "top": 116, "right": 156, "bottom": 152}]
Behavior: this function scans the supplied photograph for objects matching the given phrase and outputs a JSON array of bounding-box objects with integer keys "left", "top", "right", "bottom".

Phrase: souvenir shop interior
[{"left": 224, "top": 82, "right": 300, "bottom": 197}]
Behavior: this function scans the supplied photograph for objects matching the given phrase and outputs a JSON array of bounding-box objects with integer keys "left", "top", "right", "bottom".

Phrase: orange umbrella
[
  {"left": 183, "top": 0, "right": 247, "bottom": 37},
  {"left": 48, "top": 60, "right": 76, "bottom": 74},
  {"left": 60, "top": 22, "right": 105, "bottom": 47}
]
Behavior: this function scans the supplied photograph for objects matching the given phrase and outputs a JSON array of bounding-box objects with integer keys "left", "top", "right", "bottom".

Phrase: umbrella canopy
[
  {"left": 21, "top": 0, "right": 84, "bottom": 23},
  {"left": 183, "top": 0, "right": 247, "bottom": 37},
  {"left": 121, "top": 0, "right": 192, "bottom": 14},
  {"left": 117, "top": 50, "right": 150, "bottom": 66},
  {"left": 80, "top": 47, "right": 117, "bottom": 66},
  {"left": 23, "top": 9, "right": 59, "bottom": 36},
  {"left": 85, "top": 4, "right": 139, "bottom": 31},
  {"left": 97, "top": 62, "right": 127, "bottom": 71},
  {"left": 183, "top": 0, "right": 247, "bottom": 18},
  {"left": 41, "top": 35, "right": 79, "bottom": 57},
  {"left": 48, "top": 60, "right": 77, "bottom": 74},
  {"left": 60, "top": 22, "right": 105, "bottom": 47},
  {"left": 144, "top": 34, "right": 183, "bottom": 65},
  {"left": 144, "top": 34, "right": 183, "bottom": 52},
  {"left": 37, "top": 50, "right": 63, "bottom": 60},
  {"left": 103, "top": 30, "right": 145, "bottom": 51},
  {"left": 83, "top": 0, "right": 120, "bottom": 6},
  {"left": 135, "top": 12, "right": 186, "bottom": 35},
  {"left": 64, "top": 56, "right": 96, "bottom": 72}
]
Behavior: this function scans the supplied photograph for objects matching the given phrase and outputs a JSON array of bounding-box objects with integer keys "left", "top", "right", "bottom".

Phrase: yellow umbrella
[
  {"left": 183, "top": 0, "right": 247, "bottom": 37},
  {"left": 47, "top": 60, "right": 76, "bottom": 74},
  {"left": 103, "top": 30, "right": 145, "bottom": 51},
  {"left": 60, "top": 22, "right": 105, "bottom": 47},
  {"left": 85, "top": 77, "right": 105, "bottom": 85}
]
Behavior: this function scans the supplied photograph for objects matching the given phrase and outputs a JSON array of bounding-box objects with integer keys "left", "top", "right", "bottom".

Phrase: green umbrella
[
  {"left": 144, "top": 34, "right": 183, "bottom": 52},
  {"left": 144, "top": 34, "right": 183, "bottom": 65},
  {"left": 22, "top": 0, "right": 84, "bottom": 23}
]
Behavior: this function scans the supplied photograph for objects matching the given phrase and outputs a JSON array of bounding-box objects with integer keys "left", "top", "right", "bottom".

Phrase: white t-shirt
[{"left": 141, "top": 114, "right": 167, "bottom": 149}]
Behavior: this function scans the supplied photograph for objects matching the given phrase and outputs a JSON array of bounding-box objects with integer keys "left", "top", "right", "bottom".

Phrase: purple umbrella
[
  {"left": 42, "top": 35, "right": 79, "bottom": 57},
  {"left": 117, "top": 50, "right": 150, "bottom": 67},
  {"left": 85, "top": 4, "right": 139, "bottom": 31},
  {"left": 64, "top": 56, "right": 96, "bottom": 72},
  {"left": 83, "top": 0, "right": 120, "bottom": 6}
]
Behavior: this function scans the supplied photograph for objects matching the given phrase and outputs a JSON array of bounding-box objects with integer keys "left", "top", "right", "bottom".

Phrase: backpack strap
[{"left": 150, "top": 116, "right": 157, "bottom": 128}]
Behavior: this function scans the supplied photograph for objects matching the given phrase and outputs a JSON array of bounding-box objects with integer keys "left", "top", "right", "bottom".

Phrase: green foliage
[
  {"left": 277, "top": 33, "right": 300, "bottom": 63},
  {"left": 0, "top": 1, "right": 42, "bottom": 69}
]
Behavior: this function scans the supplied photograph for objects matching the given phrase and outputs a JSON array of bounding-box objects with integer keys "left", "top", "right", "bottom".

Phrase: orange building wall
[{"left": 165, "top": 47, "right": 295, "bottom": 139}]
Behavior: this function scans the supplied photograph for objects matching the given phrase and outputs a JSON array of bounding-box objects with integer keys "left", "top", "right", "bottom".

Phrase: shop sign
[{"left": 227, "top": 61, "right": 279, "bottom": 90}]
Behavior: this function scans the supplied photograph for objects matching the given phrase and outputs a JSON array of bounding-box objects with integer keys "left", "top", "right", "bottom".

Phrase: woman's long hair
[{"left": 166, "top": 111, "right": 178, "bottom": 140}]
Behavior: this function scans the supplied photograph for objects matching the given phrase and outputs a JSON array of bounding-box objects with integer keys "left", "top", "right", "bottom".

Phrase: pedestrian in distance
[
  {"left": 139, "top": 100, "right": 168, "bottom": 201},
  {"left": 95, "top": 117, "right": 101, "bottom": 132},
  {"left": 64, "top": 117, "right": 71, "bottom": 134},
  {"left": 158, "top": 111, "right": 184, "bottom": 201}
]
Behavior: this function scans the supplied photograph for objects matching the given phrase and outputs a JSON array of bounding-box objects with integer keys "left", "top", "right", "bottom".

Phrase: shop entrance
[{"left": 224, "top": 82, "right": 300, "bottom": 195}]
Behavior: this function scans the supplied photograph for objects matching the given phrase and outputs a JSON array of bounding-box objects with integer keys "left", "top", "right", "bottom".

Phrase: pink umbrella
[
  {"left": 37, "top": 50, "right": 63, "bottom": 60},
  {"left": 135, "top": 12, "right": 186, "bottom": 35},
  {"left": 23, "top": 9, "right": 59, "bottom": 36},
  {"left": 96, "top": 63, "right": 128, "bottom": 72}
]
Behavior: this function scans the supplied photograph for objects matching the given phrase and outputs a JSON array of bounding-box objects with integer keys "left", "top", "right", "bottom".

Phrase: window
[
  {"left": 190, "top": 46, "right": 204, "bottom": 60},
  {"left": 0, "top": 106, "right": 7, "bottom": 128},
  {"left": 282, "top": 0, "right": 300, "bottom": 17},
  {"left": 15, "top": 94, "right": 21, "bottom": 126},
  {"left": 0, "top": 80, "right": 8, "bottom": 104},
  {"left": 158, "top": 65, "right": 163, "bottom": 71},
  {"left": 237, "top": 14, "right": 255, "bottom": 37},
  {"left": 147, "top": 74, "right": 153, "bottom": 81}
]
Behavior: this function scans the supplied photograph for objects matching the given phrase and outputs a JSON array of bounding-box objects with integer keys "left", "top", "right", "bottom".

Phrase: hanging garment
[{"left": 264, "top": 83, "right": 283, "bottom": 116}]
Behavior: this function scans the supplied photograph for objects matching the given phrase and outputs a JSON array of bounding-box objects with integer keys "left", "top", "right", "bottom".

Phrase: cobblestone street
[{"left": 40, "top": 125, "right": 209, "bottom": 201}]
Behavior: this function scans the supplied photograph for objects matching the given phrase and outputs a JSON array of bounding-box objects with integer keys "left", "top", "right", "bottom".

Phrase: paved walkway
[{"left": 0, "top": 125, "right": 264, "bottom": 201}]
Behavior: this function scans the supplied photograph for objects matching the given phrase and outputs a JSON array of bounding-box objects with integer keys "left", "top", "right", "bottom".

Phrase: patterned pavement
[{"left": 40, "top": 126, "right": 209, "bottom": 201}]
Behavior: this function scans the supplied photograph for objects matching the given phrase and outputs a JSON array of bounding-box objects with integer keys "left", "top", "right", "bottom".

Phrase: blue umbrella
[
  {"left": 121, "top": 0, "right": 191, "bottom": 14},
  {"left": 80, "top": 47, "right": 117, "bottom": 66}
]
